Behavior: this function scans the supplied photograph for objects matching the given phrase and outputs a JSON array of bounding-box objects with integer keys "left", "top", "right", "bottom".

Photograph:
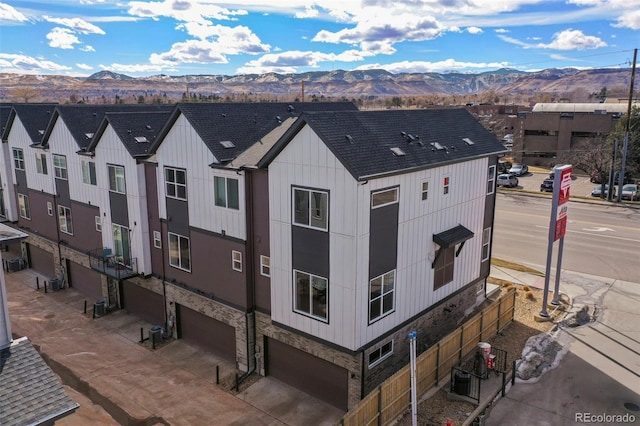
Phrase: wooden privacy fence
[{"left": 339, "top": 288, "right": 516, "bottom": 426}]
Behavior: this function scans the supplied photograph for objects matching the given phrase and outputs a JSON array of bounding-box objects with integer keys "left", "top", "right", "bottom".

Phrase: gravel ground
[{"left": 394, "top": 282, "right": 565, "bottom": 426}]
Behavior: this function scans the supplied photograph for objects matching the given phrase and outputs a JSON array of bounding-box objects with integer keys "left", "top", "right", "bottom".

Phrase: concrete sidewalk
[{"left": 6, "top": 268, "right": 343, "bottom": 426}]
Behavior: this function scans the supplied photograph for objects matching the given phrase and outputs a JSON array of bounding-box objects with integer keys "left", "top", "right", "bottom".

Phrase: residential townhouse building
[{"left": 1, "top": 103, "right": 505, "bottom": 412}]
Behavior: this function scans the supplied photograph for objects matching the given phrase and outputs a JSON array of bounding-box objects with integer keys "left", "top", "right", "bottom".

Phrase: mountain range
[{"left": 0, "top": 67, "right": 632, "bottom": 103}]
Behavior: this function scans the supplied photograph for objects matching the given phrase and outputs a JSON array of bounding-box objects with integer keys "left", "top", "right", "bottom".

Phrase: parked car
[
  {"left": 496, "top": 173, "right": 518, "bottom": 188},
  {"left": 540, "top": 179, "right": 554, "bottom": 192},
  {"left": 508, "top": 164, "right": 528, "bottom": 176},
  {"left": 621, "top": 184, "right": 639, "bottom": 201},
  {"left": 591, "top": 184, "right": 616, "bottom": 198}
]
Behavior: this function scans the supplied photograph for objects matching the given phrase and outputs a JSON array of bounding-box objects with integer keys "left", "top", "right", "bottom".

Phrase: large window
[
  {"left": 434, "top": 246, "right": 455, "bottom": 289},
  {"left": 369, "top": 270, "right": 395, "bottom": 323},
  {"left": 482, "top": 227, "right": 491, "bottom": 262},
  {"left": 18, "top": 193, "right": 30, "bottom": 219},
  {"left": 113, "top": 224, "right": 131, "bottom": 267},
  {"left": 36, "top": 153, "right": 48, "bottom": 175},
  {"left": 294, "top": 270, "right": 328, "bottom": 322},
  {"left": 487, "top": 165, "right": 496, "bottom": 195},
  {"left": 214, "top": 176, "right": 239, "bottom": 209},
  {"left": 371, "top": 188, "right": 398, "bottom": 208},
  {"left": 168, "top": 232, "right": 191, "bottom": 271},
  {"left": 58, "top": 205, "right": 73, "bottom": 235},
  {"left": 293, "top": 188, "right": 328, "bottom": 230},
  {"left": 368, "top": 340, "right": 394, "bottom": 368},
  {"left": 82, "top": 160, "right": 97, "bottom": 185},
  {"left": 165, "top": 167, "right": 187, "bottom": 200},
  {"left": 13, "top": 148, "right": 24, "bottom": 170},
  {"left": 108, "top": 165, "right": 126, "bottom": 194},
  {"left": 53, "top": 155, "right": 67, "bottom": 179}
]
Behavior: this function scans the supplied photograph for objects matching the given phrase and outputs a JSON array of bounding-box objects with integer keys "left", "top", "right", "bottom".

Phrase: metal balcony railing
[{"left": 88, "top": 247, "right": 138, "bottom": 280}]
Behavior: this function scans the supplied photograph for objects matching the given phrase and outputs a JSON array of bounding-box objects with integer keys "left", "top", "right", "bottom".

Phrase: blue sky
[{"left": 0, "top": 0, "right": 638, "bottom": 77}]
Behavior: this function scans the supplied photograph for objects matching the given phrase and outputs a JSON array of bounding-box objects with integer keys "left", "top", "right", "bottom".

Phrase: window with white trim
[
  {"left": 421, "top": 181, "right": 429, "bottom": 201},
  {"left": 368, "top": 340, "right": 394, "bottom": 368},
  {"left": 153, "top": 231, "right": 161, "bottom": 248},
  {"left": 58, "top": 205, "right": 73, "bottom": 235},
  {"left": 293, "top": 188, "right": 328, "bottom": 230},
  {"left": 371, "top": 187, "right": 398, "bottom": 208},
  {"left": 18, "top": 193, "right": 30, "bottom": 219},
  {"left": 95, "top": 216, "right": 102, "bottom": 232},
  {"left": 214, "top": 176, "right": 239, "bottom": 209},
  {"left": 487, "top": 165, "right": 496, "bottom": 195},
  {"left": 13, "top": 148, "right": 24, "bottom": 170},
  {"left": 168, "top": 232, "right": 190, "bottom": 271},
  {"left": 53, "top": 155, "right": 68, "bottom": 180},
  {"left": 232, "top": 250, "right": 242, "bottom": 272},
  {"left": 482, "top": 227, "right": 491, "bottom": 262},
  {"left": 165, "top": 167, "right": 187, "bottom": 200},
  {"left": 294, "top": 270, "right": 328, "bottom": 322},
  {"left": 108, "top": 165, "right": 126, "bottom": 194},
  {"left": 260, "top": 255, "right": 270, "bottom": 277},
  {"left": 443, "top": 176, "right": 450, "bottom": 195},
  {"left": 369, "top": 270, "right": 395, "bottom": 323},
  {"left": 47, "top": 201, "right": 53, "bottom": 216},
  {"left": 36, "top": 153, "right": 48, "bottom": 175},
  {"left": 82, "top": 160, "right": 97, "bottom": 185}
]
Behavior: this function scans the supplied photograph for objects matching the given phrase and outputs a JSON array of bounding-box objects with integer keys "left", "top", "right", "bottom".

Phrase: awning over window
[{"left": 433, "top": 225, "right": 474, "bottom": 248}]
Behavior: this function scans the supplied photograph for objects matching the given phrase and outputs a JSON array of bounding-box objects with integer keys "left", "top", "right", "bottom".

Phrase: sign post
[
  {"left": 409, "top": 330, "right": 417, "bottom": 426},
  {"left": 540, "top": 165, "right": 572, "bottom": 317}
]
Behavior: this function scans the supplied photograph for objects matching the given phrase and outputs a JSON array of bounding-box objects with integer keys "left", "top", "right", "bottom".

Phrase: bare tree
[
  {"left": 556, "top": 134, "right": 612, "bottom": 177},
  {"left": 8, "top": 87, "right": 39, "bottom": 102}
]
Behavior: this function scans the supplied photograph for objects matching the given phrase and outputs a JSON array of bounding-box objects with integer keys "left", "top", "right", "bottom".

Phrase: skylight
[
  {"left": 431, "top": 142, "right": 445, "bottom": 150},
  {"left": 85, "top": 133, "right": 94, "bottom": 139},
  {"left": 390, "top": 147, "right": 406, "bottom": 156},
  {"left": 463, "top": 137, "right": 474, "bottom": 145},
  {"left": 220, "top": 140, "right": 235, "bottom": 149},
  {"left": 134, "top": 136, "right": 148, "bottom": 143}
]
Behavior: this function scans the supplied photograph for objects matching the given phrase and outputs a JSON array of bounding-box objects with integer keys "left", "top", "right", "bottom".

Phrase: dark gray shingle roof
[
  {"left": 2, "top": 104, "right": 57, "bottom": 144},
  {"left": 260, "top": 108, "right": 507, "bottom": 180},
  {"left": 0, "top": 337, "right": 78, "bottom": 426}
]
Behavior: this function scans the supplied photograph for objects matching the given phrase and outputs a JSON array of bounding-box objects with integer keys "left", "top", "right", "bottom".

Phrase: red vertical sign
[{"left": 554, "top": 167, "right": 572, "bottom": 241}]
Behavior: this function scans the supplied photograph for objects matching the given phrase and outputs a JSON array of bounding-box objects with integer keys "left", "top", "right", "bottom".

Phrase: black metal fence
[{"left": 450, "top": 365, "right": 482, "bottom": 404}]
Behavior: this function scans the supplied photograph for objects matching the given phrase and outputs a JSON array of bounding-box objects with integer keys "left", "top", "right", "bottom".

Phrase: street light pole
[{"left": 617, "top": 48, "right": 637, "bottom": 202}]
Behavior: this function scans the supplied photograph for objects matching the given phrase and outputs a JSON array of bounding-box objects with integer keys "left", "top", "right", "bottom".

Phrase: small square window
[
  {"left": 421, "top": 181, "right": 429, "bottom": 201},
  {"left": 260, "top": 255, "right": 270, "bottom": 277},
  {"left": 368, "top": 340, "right": 394, "bottom": 368},
  {"left": 232, "top": 250, "right": 242, "bottom": 272},
  {"left": 47, "top": 201, "right": 53, "bottom": 216},
  {"left": 95, "top": 216, "right": 102, "bottom": 232},
  {"left": 153, "top": 231, "right": 161, "bottom": 249},
  {"left": 443, "top": 176, "right": 450, "bottom": 195}
]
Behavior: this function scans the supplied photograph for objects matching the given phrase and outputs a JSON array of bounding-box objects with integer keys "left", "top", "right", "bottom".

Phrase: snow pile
[{"left": 515, "top": 333, "right": 567, "bottom": 383}]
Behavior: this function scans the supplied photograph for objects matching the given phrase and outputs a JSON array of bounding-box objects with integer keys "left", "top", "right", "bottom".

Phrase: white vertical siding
[
  {"left": 0, "top": 143, "right": 18, "bottom": 221},
  {"left": 269, "top": 123, "right": 492, "bottom": 351},
  {"left": 154, "top": 114, "right": 246, "bottom": 240}
]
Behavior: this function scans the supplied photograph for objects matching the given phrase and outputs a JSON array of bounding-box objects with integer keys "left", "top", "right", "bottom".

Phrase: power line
[{"left": 507, "top": 48, "right": 637, "bottom": 69}]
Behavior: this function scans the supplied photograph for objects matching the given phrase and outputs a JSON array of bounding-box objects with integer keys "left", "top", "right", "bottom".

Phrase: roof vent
[
  {"left": 390, "top": 147, "right": 406, "bottom": 156},
  {"left": 276, "top": 115, "right": 282, "bottom": 123},
  {"left": 85, "top": 132, "right": 94, "bottom": 139},
  {"left": 287, "top": 105, "right": 295, "bottom": 113},
  {"left": 345, "top": 135, "right": 354, "bottom": 144},
  {"left": 220, "top": 140, "right": 235, "bottom": 149},
  {"left": 38, "top": 130, "right": 45, "bottom": 135},
  {"left": 135, "top": 136, "right": 148, "bottom": 143},
  {"left": 221, "top": 113, "right": 227, "bottom": 117},
  {"left": 463, "top": 137, "right": 474, "bottom": 145},
  {"left": 146, "top": 125, "right": 152, "bottom": 130},
  {"left": 431, "top": 142, "right": 445, "bottom": 150}
]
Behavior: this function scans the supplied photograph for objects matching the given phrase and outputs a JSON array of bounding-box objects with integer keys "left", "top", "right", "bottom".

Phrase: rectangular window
[
  {"left": 13, "top": 148, "right": 24, "bottom": 170},
  {"left": 95, "top": 216, "right": 102, "bottom": 232},
  {"left": 294, "top": 270, "right": 328, "bottom": 322},
  {"left": 421, "top": 181, "right": 429, "bottom": 201},
  {"left": 113, "top": 224, "right": 131, "bottom": 267},
  {"left": 168, "top": 232, "right": 190, "bottom": 271},
  {"left": 260, "top": 255, "right": 270, "bottom": 277},
  {"left": 58, "top": 205, "right": 73, "bottom": 235},
  {"left": 293, "top": 188, "right": 328, "bottom": 230},
  {"left": 165, "top": 167, "right": 187, "bottom": 200},
  {"left": 153, "top": 231, "right": 161, "bottom": 249},
  {"left": 18, "top": 193, "right": 30, "bottom": 219},
  {"left": 82, "top": 160, "right": 97, "bottom": 185},
  {"left": 368, "top": 340, "right": 394, "bottom": 368},
  {"left": 53, "top": 155, "right": 68, "bottom": 180},
  {"left": 434, "top": 246, "right": 455, "bottom": 290},
  {"left": 232, "top": 250, "right": 242, "bottom": 272},
  {"left": 369, "top": 270, "right": 395, "bottom": 323},
  {"left": 443, "top": 176, "right": 450, "bottom": 195},
  {"left": 371, "top": 187, "right": 398, "bottom": 208},
  {"left": 108, "top": 165, "right": 126, "bottom": 194},
  {"left": 482, "top": 227, "right": 491, "bottom": 262},
  {"left": 214, "top": 176, "right": 239, "bottom": 209},
  {"left": 47, "top": 201, "right": 53, "bottom": 216},
  {"left": 487, "top": 165, "right": 496, "bottom": 195},
  {"left": 36, "top": 153, "right": 48, "bottom": 175}
]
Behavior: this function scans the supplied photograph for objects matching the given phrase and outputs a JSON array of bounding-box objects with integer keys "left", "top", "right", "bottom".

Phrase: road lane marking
[{"left": 534, "top": 225, "right": 640, "bottom": 243}]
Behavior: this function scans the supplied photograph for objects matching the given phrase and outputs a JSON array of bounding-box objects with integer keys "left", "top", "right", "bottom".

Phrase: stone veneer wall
[
  {"left": 255, "top": 311, "right": 364, "bottom": 410},
  {"left": 362, "top": 279, "right": 482, "bottom": 394}
]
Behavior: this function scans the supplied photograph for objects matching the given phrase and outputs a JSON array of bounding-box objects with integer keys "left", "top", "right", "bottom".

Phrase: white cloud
[
  {"left": 47, "top": 27, "right": 81, "bottom": 49},
  {"left": 100, "top": 62, "right": 168, "bottom": 73},
  {"left": 237, "top": 49, "right": 367, "bottom": 74},
  {"left": 43, "top": 16, "right": 105, "bottom": 34},
  {"left": 76, "top": 63, "right": 93, "bottom": 70},
  {"left": 499, "top": 29, "right": 607, "bottom": 50},
  {"left": 467, "top": 26, "right": 483, "bottom": 34},
  {"left": 495, "top": 28, "right": 509, "bottom": 33},
  {"left": 0, "top": 2, "right": 28, "bottom": 22},
  {"left": 127, "top": 0, "right": 247, "bottom": 25},
  {"left": 81, "top": 45, "right": 96, "bottom": 52},
  {"left": 613, "top": 10, "right": 640, "bottom": 30},
  {"left": 295, "top": 6, "right": 319, "bottom": 19},
  {"left": 0, "top": 53, "right": 71, "bottom": 73},
  {"left": 354, "top": 58, "right": 511, "bottom": 73}
]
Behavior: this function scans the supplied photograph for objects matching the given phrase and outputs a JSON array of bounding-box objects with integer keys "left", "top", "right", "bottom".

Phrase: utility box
[
  {"left": 8, "top": 258, "right": 23, "bottom": 272},
  {"left": 49, "top": 278, "right": 61, "bottom": 291},
  {"left": 94, "top": 300, "right": 106, "bottom": 318},
  {"left": 149, "top": 325, "right": 163, "bottom": 344}
]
